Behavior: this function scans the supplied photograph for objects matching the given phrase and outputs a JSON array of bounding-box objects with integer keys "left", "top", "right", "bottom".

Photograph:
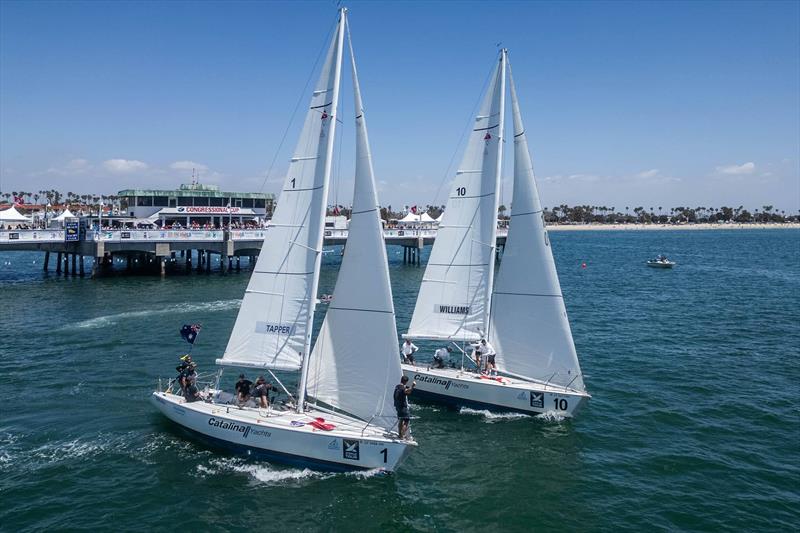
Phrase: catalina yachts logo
[{"left": 209, "top": 417, "right": 252, "bottom": 439}]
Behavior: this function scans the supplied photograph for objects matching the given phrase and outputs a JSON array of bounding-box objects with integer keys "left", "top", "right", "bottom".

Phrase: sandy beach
[{"left": 545, "top": 222, "right": 800, "bottom": 232}]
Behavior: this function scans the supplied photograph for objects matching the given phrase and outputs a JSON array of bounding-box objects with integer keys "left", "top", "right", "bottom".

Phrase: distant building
[{"left": 118, "top": 184, "right": 274, "bottom": 226}]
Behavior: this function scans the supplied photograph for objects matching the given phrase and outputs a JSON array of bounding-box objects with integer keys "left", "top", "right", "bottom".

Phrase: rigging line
[
  {"left": 258, "top": 17, "right": 338, "bottom": 194},
  {"left": 431, "top": 50, "right": 503, "bottom": 207}
]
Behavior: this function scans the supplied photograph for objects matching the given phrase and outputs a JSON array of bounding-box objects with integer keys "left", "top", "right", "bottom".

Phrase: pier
[{"left": 0, "top": 227, "right": 507, "bottom": 277}]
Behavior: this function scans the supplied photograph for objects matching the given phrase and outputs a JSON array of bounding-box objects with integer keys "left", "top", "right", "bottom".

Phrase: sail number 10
[{"left": 554, "top": 398, "right": 568, "bottom": 411}]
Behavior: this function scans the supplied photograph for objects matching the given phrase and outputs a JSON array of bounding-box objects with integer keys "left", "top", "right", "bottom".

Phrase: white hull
[
  {"left": 151, "top": 391, "right": 414, "bottom": 472},
  {"left": 646, "top": 261, "right": 675, "bottom": 268},
  {"left": 402, "top": 364, "right": 589, "bottom": 418}
]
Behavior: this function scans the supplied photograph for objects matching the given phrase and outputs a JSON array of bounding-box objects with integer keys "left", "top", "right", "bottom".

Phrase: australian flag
[{"left": 180, "top": 324, "right": 202, "bottom": 344}]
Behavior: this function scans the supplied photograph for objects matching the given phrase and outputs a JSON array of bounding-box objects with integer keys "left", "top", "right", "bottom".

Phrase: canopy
[
  {"left": 397, "top": 211, "right": 436, "bottom": 224},
  {"left": 0, "top": 205, "right": 31, "bottom": 222},
  {"left": 435, "top": 212, "right": 443, "bottom": 222},
  {"left": 53, "top": 208, "right": 77, "bottom": 221}
]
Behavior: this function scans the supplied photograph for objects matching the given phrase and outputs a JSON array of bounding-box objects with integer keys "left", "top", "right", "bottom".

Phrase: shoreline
[{"left": 544, "top": 222, "right": 800, "bottom": 232}]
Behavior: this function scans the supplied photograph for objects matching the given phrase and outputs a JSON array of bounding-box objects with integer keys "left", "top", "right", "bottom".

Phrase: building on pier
[{"left": 118, "top": 183, "right": 274, "bottom": 226}]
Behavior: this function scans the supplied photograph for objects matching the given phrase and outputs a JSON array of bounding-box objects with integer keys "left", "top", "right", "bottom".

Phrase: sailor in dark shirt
[
  {"left": 253, "top": 376, "right": 273, "bottom": 408},
  {"left": 235, "top": 374, "right": 253, "bottom": 408},
  {"left": 184, "top": 381, "right": 202, "bottom": 403},
  {"left": 393, "top": 376, "right": 415, "bottom": 440}
]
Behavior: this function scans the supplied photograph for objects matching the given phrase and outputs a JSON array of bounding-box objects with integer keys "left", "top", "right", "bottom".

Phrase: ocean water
[{"left": 0, "top": 229, "right": 798, "bottom": 531}]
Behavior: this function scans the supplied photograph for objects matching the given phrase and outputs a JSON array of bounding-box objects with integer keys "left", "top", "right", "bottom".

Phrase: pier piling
[
  {"left": 56, "top": 252, "right": 62, "bottom": 274},
  {"left": 79, "top": 256, "right": 85, "bottom": 277},
  {"left": 43, "top": 251, "right": 50, "bottom": 272},
  {"left": 71, "top": 254, "right": 77, "bottom": 276}
]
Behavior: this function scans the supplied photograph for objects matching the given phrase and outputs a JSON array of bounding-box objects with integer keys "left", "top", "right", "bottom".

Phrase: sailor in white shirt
[
  {"left": 401, "top": 340, "right": 418, "bottom": 364},
  {"left": 472, "top": 338, "right": 497, "bottom": 374},
  {"left": 432, "top": 346, "right": 452, "bottom": 369}
]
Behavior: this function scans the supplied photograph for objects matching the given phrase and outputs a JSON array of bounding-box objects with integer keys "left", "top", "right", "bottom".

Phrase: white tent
[
  {"left": 0, "top": 205, "right": 31, "bottom": 225},
  {"left": 53, "top": 208, "right": 77, "bottom": 221},
  {"left": 397, "top": 212, "right": 436, "bottom": 225},
  {"left": 435, "top": 212, "right": 443, "bottom": 223}
]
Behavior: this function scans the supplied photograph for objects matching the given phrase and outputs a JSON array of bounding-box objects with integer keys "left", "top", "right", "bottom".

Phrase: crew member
[
  {"left": 432, "top": 346, "right": 452, "bottom": 369},
  {"left": 184, "top": 380, "right": 202, "bottom": 403},
  {"left": 235, "top": 373, "right": 253, "bottom": 408},
  {"left": 175, "top": 354, "right": 193, "bottom": 392},
  {"left": 401, "top": 340, "right": 418, "bottom": 365},
  {"left": 479, "top": 338, "right": 497, "bottom": 374},
  {"left": 393, "top": 376, "right": 415, "bottom": 440},
  {"left": 253, "top": 376, "right": 273, "bottom": 408}
]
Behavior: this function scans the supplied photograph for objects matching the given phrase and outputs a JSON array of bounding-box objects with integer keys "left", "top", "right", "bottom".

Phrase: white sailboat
[
  {"left": 152, "top": 9, "right": 415, "bottom": 472},
  {"left": 402, "top": 50, "right": 590, "bottom": 417}
]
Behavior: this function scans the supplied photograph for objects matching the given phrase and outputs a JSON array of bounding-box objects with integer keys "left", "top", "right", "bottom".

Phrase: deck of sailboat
[
  {"left": 401, "top": 363, "right": 589, "bottom": 397},
  {"left": 155, "top": 391, "right": 403, "bottom": 443}
]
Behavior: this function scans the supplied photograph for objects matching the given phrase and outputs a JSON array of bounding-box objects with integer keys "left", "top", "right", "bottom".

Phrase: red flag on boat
[
  {"left": 13, "top": 195, "right": 24, "bottom": 205},
  {"left": 332, "top": 205, "right": 340, "bottom": 216},
  {"left": 411, "top": 205, "right": 418, "bottom": 214}
]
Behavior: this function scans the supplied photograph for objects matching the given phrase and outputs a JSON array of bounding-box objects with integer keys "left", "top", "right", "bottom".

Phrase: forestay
[
  {"left": 488, "top": 61, "right": 585, "bottom": 392},
  {"left": 405, "top": 52, "right": 506, "bottom": 342},
  {"left": 306, "top": 25, "right": 400, "bottom": 429},
  {"left": 218, "top": 20, "right": 345, "bottom": 371}
]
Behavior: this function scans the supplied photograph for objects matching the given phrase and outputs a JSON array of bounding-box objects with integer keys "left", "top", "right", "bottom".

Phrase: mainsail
[
  {"left": 218, "top": 16, "right": 345, "bottom": 371},
  {"left": 405, "top": 52, "right": 506, "bottom": 342},
  {"left": 306, "top": 23, "right": 401, "bottom": 429},
  {"left": 488, "top": 59, "right": 585, "bottom": 392}
]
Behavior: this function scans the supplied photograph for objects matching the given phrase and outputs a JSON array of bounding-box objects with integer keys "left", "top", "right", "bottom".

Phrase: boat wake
[
  {"left": 64, "top": 300, "right": 241, "bottom": 330},
  {"left": 535, "top": 411, "right": 567, "bottom": 423},
  {"left": 459, "top": 407, "right": 531, "bottom": 422},
  {"left": 193, "top": 456, "right": 388, "bottom": 484}
]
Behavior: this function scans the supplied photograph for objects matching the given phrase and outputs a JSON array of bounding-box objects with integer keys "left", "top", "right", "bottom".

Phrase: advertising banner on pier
[{"left": 65, "top": 221, "right": 79, "bottom": 242}]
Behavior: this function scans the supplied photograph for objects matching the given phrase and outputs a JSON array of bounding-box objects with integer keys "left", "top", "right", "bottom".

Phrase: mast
[
  {"left": 483, "top": 49, "right": 507, "bottom": 337},
  {"left": 405, "top": 50, "right": 507, "bottom": 342},
  {"left": 296, "top": 8, "right": 346, "bottom": 413},
  {"left": 305, "top": 17, "right": 401, "bottom": 428},
  {"left": 488, "top": 53, "right": 585, "bottom": 391}
]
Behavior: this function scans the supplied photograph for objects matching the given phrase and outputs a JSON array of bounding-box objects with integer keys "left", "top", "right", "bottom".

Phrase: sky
[{"left": 1, "top": 0, "right": 798, "bottom": 213}]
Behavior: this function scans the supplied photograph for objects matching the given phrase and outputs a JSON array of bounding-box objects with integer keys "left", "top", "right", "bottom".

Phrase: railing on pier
[
  {"left": 93, "top": 229, "right": 224, "bottom": 242},
  {"left": 0, "top": 230, "right": 66, "bottom": 243},
  {"left": 0, "top": 227, "right": 508, "bottom": 245}
]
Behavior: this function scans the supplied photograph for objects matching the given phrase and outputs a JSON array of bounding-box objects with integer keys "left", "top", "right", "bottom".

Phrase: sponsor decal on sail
[
  {"left": 434, "top": 304, "right": 470, "bottom": 315},
  {"left": 255, "top": 322, "right": 296, "bottom": 335}
]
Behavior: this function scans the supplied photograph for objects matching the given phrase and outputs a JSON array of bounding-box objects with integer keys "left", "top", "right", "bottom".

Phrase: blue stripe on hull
[
  {"left": 411, "top": 387, "right": 538, "bottom": 416},
  {"left": 161, "top": 418, "right": 373, "bottom": 473}
]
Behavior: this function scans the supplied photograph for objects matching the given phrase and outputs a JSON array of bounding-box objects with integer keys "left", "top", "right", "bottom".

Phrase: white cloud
[
  {"left": 103, "top": 159, "right": 148, "bottom": 173},
  {"left": 715, "top": 162, "right": 755, "bottom": 175},
  {"left": 637, "top": 168, "right": 659, "bottom": 178},
  {"left": 169, "top": 160, "right": 208, "bottom": 172},
  {"left": 44, "top": 158, "right": 92, "bottom": 176}
]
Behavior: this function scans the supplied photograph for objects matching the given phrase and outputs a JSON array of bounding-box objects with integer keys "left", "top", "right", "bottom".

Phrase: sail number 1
[{"left": 380, "top": 448, "right": 387, "bottom": 463}]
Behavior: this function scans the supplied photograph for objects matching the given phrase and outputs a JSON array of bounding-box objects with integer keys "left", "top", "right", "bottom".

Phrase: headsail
[
  {"left": 217, "top": 15, "right": 345, "bottom": 371},
  {"left": 306, "top": 21, "right": 401, "bottom": 429},
  {"left": 488, "top": 58, "right": 585, "bottom": 392},
  {"left": 405, "top": 52, "right": 506, "bottom": 342}
]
